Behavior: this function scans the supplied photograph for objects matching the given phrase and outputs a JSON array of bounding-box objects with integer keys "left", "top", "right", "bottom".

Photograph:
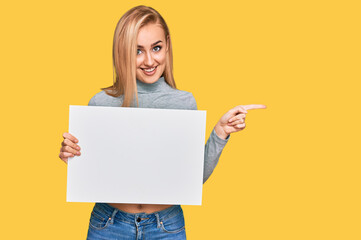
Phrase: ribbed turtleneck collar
[{"left": 136, "top": 76, "right": 170, "bottom": 93}]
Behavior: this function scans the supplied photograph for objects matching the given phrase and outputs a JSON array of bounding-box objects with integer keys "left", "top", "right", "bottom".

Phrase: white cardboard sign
[{"left": 66, "top": 105, "right": 206, "bottom": 205}]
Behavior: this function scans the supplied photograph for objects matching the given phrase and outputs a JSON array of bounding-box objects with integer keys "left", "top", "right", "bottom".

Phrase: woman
[{"left": 59, "top": 5, "right": 266, "bottom": 239}]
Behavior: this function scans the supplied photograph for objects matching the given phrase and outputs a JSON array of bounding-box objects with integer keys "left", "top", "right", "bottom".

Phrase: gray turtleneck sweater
[{"left": 87, "top": 76, "right": 230, "bottom": 183}]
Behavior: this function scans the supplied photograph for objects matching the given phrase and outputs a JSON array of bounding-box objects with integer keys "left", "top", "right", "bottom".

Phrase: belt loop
[
  {"left": 109, "top": 209, "right": 118, "bottom": 224},
  {"left": 154, "top": 213, "right": 161, "bottom": 228}
]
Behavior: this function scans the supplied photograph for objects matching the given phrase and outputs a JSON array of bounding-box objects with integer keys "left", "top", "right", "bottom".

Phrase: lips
[{"left": 141, "top": 66, "right": 157, "bottom": 76}]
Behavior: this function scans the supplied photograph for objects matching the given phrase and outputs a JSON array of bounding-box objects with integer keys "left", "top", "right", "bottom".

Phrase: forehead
[{"left": 137, "top": 23, "right": 165, "bottom": 46}]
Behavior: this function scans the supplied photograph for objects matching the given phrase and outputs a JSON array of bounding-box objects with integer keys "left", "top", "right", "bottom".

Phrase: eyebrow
[{"left": 137, "top": 40, "right": 163, "bottom": 48}]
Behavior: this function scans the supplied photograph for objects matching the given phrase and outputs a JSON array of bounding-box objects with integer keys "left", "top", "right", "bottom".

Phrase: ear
[{"left": 166, "top": 35, "right": 170, "bottom": 52}]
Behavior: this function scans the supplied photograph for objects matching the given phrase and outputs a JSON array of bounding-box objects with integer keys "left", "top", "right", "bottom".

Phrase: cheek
[
  {"left": 136, "top": 57, "right": 143, "bottom": 68},
  {"left": 155, "top": 53, "right": 166, "bottom": 64}
]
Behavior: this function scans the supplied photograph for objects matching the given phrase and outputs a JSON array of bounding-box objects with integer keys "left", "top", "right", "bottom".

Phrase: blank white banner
[{"left": 66, "top": 105, "right": 206, "bottom": 205}]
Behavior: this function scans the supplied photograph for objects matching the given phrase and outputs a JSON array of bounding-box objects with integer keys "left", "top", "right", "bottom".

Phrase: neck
[{"left": 136, "top": 76, "right": 170, "bottom": 93}]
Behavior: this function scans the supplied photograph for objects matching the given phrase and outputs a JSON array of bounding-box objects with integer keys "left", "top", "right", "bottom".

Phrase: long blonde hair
[{"left": 101, "top": 5, "right": 176, "bottom": 107}]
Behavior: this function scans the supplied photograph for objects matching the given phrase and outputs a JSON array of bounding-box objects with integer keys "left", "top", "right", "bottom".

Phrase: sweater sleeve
[{"left": 188, "top": 93, "right": 230, "bottom": 184}]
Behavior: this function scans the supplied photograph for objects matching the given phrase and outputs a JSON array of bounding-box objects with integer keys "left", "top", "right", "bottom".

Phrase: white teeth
[{"left": 143, "top": 67, "right": 156, "bottom": 72}]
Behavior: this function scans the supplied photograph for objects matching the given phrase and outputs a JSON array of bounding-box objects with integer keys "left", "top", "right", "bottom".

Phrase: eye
[
  {"left": 137, "top": 49, "right": 142, "bottom": 55},
  {"left": 153, "top": 46, "right": 162, "bottom": 52}
]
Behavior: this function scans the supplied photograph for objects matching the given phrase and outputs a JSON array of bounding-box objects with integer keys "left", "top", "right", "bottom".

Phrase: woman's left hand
[{"left": 214, "top": 104, "right": 267, "bottom": 139}]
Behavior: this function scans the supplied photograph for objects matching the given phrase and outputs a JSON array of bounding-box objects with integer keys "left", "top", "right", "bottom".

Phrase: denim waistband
[{"left": 94, "top": 203, "right": 182, "bottom": 225}]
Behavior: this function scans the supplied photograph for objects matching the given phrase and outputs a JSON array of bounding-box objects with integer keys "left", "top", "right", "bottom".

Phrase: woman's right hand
[{"left": 59, "top": 132, "right": 81, "bottom": 164}]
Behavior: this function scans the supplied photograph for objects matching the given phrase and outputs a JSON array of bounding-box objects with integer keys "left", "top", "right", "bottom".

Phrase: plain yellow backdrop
[{"left": 1, "top": 0, "right": 360, "bottom": 239}]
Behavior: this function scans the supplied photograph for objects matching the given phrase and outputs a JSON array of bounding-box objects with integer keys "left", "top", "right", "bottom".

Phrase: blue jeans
[{"left": 86, "top": 203, "right": 187, "bottom": 239}]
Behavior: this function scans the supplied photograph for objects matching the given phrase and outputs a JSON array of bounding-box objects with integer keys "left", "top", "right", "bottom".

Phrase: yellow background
[{"left": 1, "top": 0, "right": 360, "bottom": 239}]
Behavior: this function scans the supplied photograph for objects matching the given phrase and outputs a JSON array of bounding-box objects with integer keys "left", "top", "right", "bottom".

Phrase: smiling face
[{"left": 136, "top": 23, "right": 168, "bottom": 84}]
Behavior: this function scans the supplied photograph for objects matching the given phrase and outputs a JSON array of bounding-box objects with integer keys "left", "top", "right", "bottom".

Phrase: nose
[{"left": 144, "top": 51, "right": 154, "bottom": 67}]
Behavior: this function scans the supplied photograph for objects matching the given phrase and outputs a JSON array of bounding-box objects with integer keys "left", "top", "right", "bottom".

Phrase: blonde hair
[{"left": 101, "top": 5, "right": 176, "bottom": 107}]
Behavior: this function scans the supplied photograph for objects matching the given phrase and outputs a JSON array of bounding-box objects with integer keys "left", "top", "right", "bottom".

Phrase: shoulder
[
  {"left": 182, "top": 91, "right": 197, "bottom": 110},
  {"left": 88, "top": 90, "right": 123, "bottom": 107},
  {"left": 166, "top": 89, "right": 198, "bottom": 110}
]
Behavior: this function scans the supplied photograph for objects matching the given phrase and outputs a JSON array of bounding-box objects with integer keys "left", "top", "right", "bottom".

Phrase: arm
[
  {"left": 203, "top": 127, "right": 230, "bottom": 183},
  {"left": 202, "top": 103, "right": 268, "bottom": 183},
  {"left": 188, "top": 93, "right": 230, "bottom": 184}
]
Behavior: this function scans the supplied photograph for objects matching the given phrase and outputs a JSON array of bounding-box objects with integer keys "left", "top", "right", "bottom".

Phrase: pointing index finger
[{"left": 243, "top": 104, "right": 267, "bottom": 110}]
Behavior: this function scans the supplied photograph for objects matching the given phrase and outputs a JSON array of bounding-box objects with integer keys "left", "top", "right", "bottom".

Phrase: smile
[{"left": 141, "top": 66, "right": 158, "bottom": 75}]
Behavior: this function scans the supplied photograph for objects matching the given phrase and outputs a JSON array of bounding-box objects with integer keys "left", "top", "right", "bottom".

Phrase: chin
[
  {"left": 139, "top": 76, "right": 158, "bottom": 84},
  {"left": 137, "top": 73, "right": 162, "bottom": 84}
]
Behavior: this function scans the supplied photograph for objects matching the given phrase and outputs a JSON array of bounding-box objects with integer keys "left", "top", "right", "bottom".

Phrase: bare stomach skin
[{"left": 108, "top": 203, "right": 173, "bottom": 214}]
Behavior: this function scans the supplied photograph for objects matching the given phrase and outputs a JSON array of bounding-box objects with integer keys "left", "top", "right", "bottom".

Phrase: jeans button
[{"left": 137, "top": 217, "right": 141, "bottom": 222}]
